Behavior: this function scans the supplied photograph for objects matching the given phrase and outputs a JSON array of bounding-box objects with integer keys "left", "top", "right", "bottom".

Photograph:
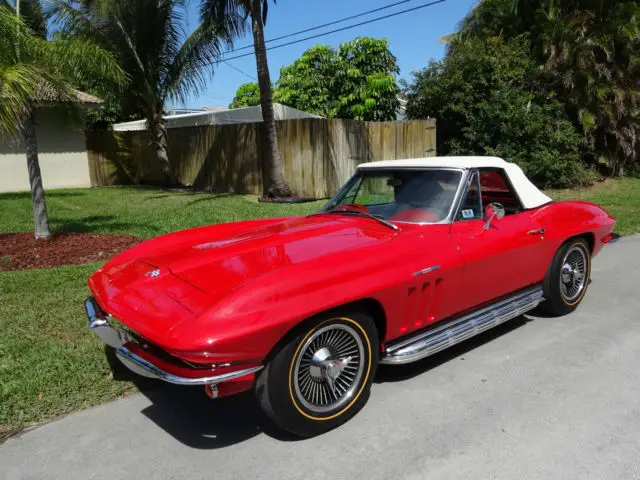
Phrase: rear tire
[
  {"left": 255, "top": 311, "right": 378, "bottom": 437},
  {"left": 541, "top": 238, "right": 591, "bottom": 316}
]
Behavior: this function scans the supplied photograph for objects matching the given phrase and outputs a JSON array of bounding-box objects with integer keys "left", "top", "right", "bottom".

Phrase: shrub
[{"left": 405, "top": 36, "right": 593, "bottom": 188}]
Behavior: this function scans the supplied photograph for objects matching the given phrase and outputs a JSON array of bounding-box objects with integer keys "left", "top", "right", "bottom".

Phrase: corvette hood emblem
[{"left": 144, "top": 269, "right": 161, "bottom": 278}]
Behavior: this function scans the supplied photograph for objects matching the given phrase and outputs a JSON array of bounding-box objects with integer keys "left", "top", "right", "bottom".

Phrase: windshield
[{"left": 323, "top": 168, "right": 463, "bottom": 223}]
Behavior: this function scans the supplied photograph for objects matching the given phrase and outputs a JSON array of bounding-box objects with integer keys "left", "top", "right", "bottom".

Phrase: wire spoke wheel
[
  {"left": 559, "top": 245, "right": 588, "bottom": 302},
  {"left": 293, "top": 323, "right": 365, "bottom": 414}
]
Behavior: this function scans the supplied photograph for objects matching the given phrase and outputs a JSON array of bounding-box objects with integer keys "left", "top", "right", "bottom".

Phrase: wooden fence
[{"left": 86, "top": 117, "right": 436, "bottom": 198}]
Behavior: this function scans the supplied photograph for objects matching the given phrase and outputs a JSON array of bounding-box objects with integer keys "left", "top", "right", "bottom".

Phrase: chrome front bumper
[{"left": 85, "top": 297, "right": 262, "bottom": 386}]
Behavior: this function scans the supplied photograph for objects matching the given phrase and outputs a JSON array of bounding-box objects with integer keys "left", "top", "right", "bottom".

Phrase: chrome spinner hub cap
[
  {"left": 293, "top": 324, "right": 365, "bottom": 414},
  {"left": 560, "top": 246, "right": 587, "bottom": 302}
]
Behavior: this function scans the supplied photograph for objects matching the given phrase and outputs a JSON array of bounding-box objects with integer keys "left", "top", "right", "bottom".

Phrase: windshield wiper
[{"left": 315, "top": 208, "right": 399, "bottom": 231}]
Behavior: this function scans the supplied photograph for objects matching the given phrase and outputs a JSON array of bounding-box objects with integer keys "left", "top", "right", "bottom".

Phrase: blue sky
[{"left": 182, "top": 0, "right": 478, "bottom": 109}]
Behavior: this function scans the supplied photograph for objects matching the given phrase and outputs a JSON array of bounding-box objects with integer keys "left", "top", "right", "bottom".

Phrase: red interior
[{"left": 390, "top": 209, "right": 440, "bottom": 223}]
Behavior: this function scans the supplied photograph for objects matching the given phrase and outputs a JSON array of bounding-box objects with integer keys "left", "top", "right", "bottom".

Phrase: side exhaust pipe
[{"left": 381, "top": 285, "right": 544, "bottom": 365}]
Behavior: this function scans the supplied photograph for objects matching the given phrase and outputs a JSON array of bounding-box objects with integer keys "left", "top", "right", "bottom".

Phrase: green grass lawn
[
  {"left": 0, "top": 187, "right": 325, "bottom": 238},
  {"left": 0, "top": 180, "right": 638, "bottom": 438}
]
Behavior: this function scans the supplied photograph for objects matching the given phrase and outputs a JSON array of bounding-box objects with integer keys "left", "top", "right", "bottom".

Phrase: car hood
[{"left": 133, "top": 215, "right": 397, "bottom": 299}]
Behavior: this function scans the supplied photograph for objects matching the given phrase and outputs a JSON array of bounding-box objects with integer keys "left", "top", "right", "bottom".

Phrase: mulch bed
[{"left": 0, "top": 232, "right": 142, "bottom": 271}]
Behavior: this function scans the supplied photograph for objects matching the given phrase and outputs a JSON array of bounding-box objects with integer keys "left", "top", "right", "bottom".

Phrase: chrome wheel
[
  {"left": 293, "top": 324, "right": 365, "bottom": 414},
  {"left": 560, "top": 245, "right": 588, "bottom": 302}
]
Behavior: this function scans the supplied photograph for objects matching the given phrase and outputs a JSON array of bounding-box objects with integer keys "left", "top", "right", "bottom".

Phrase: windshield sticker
[{"left": 461, "top": 209, "right": 475, "bottom": 219}]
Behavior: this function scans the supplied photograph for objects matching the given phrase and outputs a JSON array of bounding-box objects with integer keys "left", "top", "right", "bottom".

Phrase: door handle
[
  {"left": 528, "top": 228, "right": 546, "bottom": 235},
  {"left": 413, "top": 265, "right": 441, "bottom": 277}
]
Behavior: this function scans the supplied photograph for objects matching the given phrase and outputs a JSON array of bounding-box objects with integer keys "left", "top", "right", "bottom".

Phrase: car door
[{"left": 450, "top": 168, "right": 548, "bottom": 312}]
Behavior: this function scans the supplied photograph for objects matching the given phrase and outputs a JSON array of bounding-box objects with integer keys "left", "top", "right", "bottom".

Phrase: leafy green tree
[
  {"left": 335, "top": 37, "right": 400, "bottom": 120},
  {"left": 457, "top": 0, "right": 640, "bottom": 176},
  {"left": 229, "top": 82, "right": 261, "bottom": 108},
  {"left": 275, "top": 37, "right": 400, "bottom": 121},
  {"left": 405, "top": 36, "right": 591, "bottom": 188},
  {"left": 49, "top": 0, "right": 243, "bottom": 186},
  {"left": 201, "top": 0, "right": 291, "bottom": 197},
  {"left": 0, "top": 2, "right": 123, "bottom": 238},
  {"left": 274, "top": 45, "right": 338, "bottom": 117}
]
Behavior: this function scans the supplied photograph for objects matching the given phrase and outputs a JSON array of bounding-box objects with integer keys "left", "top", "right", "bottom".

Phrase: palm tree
[
  {"left": 0, "top": 2, "right": 123, "bottom": 239},
  {"left": 49, "top": 0, "right": 244, "bottom": 187},
  {"left": 535, "top": 1, "right": 640, "bottom": 175},
  {"left": 201, "top": 0, "right": 291, "bottom": 197}
]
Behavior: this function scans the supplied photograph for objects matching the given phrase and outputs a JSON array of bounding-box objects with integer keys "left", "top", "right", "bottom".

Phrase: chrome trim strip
[
  {"left": 446, "top": 169, "right": 472, "bottom": 224},
  {"left": 115, "top": 347, "right": 263, "bottom": 386},
  {"left": 412, "top": 265, "right": 441, "bottom": 276},
  {"left": 86, "top": 296, "right": 262, "bottom": 385},
  {"left": 452, "top": 169, "right": 479, "bottom": 223},
  {"left": 380, "top": 285, "right": 543, "bottom": 365}
]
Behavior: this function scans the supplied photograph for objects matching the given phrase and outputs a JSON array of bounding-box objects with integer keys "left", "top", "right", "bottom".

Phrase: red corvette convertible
[{"left": 86, "top": 156, "right": 617, "bottom": 437}]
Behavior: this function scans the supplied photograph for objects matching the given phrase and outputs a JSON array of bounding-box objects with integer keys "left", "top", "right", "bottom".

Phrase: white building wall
[{"left": 0, "top": 107, "right": 91, "bottom": 193}]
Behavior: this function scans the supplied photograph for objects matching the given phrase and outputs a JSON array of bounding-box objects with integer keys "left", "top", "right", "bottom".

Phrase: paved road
[{"left": 3, "top": 236, "right": 640, "bottom": 480}]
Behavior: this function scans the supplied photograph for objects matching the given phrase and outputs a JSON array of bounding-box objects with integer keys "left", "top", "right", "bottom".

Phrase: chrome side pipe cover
[{"left": 381, "top": 285, "right": 544, "bottom": 365}]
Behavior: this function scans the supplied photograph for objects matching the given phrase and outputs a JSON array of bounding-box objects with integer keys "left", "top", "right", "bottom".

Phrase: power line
[
  {"left": 217, "top": 0, "right": 448, "bottom": 64},
  {"left": 222, "top": 60, "right": 256, "bottom": 80},
  {"left": 229, "top": 0, "right": 418, "bottom": 54}
]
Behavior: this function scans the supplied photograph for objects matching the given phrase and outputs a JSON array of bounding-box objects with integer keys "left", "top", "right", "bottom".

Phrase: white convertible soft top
[{"left": 357, "top": 156, "right": 552, "bottom": 210}]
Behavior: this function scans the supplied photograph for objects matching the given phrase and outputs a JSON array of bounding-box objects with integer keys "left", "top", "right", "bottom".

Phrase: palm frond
[
  {"left": 47, "top": 0, "right": 249, "bottom": 119},
  {"left": 0, "top": 64, "right": 41, "bottom": 134},
  {"left": 0, "top": 3, "right": 124, "bottom": 136},
  {"left": 47, "top": 37, "right": 125, "bottom": 85},
  {"left": 44, "top": 0, "right": 103, "bottom": 40},
  {"left": 163, "top": 12, "right": 243, "bottom": 105}
]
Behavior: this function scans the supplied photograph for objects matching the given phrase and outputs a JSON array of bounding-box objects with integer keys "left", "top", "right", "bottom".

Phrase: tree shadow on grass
[
  {"left": 52, "top": 216, "right": 159, "bottom": 236},
  {"left": 143, "top": 194, "right": 172, "bottom": 201},
  {"left": 184, "top": 193, "right": 237, "bottom": 207},
  {"left": 142, "top": 193, "right": 236, "bottom": 205},
  {"left": 0, "top": 191, "right": 87, "bottom": 201}
]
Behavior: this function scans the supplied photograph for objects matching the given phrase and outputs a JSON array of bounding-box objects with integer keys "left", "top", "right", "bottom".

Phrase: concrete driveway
[{"left": 2, "top": 236, "right": 640, "bottom": 480}]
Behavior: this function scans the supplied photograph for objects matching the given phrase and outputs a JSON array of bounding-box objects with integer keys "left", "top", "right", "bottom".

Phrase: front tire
[
  {"left": 256, "top": 312, "right": 379, "bottom": 437},
  {"left": 542, "top": 237, "right": 591, "bottom": 316}
]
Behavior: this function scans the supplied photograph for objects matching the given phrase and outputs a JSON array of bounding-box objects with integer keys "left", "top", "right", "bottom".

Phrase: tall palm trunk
[
  {"left": 148, "top": 113, "right": 179, "bottom": 187},
  {"left": 23, "top": 107, "right": 51, "bottom": 239},
  {"left": 250, "top": 0, "right": 291, "bottom": 198}
]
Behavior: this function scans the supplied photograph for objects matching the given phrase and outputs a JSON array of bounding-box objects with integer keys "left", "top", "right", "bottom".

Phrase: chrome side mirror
[{"left": 483, "top": 202, "right": 505, "bottom": 230}]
